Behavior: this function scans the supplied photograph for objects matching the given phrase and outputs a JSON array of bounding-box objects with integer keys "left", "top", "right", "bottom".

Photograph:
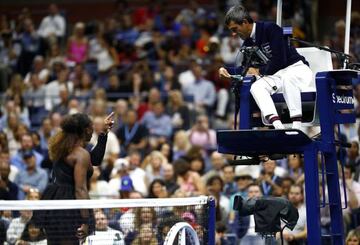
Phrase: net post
[{"left": 207, "top": 196, "right": 216, "bottom": 245}]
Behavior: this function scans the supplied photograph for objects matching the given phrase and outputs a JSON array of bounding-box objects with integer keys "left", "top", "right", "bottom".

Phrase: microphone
[
  {"left": 229, "top": 156, "right": 260, "bottom": 166},
  {"left": 228, "top": 154, "right": 286, "bottom": 165},
  {"left": 230, "top": 74, "right": 244, "bottom": 81}
]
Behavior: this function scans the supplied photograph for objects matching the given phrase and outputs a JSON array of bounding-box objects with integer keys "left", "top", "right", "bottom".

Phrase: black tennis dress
[
  {"left": 33, "top": 134, "right": 108, "bottom": 245},
  {"left": 34, "top": 160, "right": 95, "bottom": 244}
]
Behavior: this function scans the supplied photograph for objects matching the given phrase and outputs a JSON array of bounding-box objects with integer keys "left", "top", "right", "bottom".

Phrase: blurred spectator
[
  {"left": 131, "top": 223, "right": 157, "bottom": 245},
  {"left": 281, "top": 184, "right": 307, "bottom": 244},
  {"left": 10, "top": 133, "right": 44, "bottom": 170},
  {"left": 148, "top": 179, "right": 168, "bottom": 198},
  {"left": 69, "top": 63, "right": 85, "bottom": 88},
  {"left": 202, "top": 151, "right": 226, "bottom": 183},
  {"left": 14, "top": 150, "right": 48, "bottom": 200},
  {"left": 331, "top": 20, "right": 346, "bottom": 54},
  {"left": 6, "top": 210, "right": 32, "bottom": 245},
  {"left": 127, "top": 151, "right": 147, "bottom": 196},
  {"left": 90, "top": 32, "right": 119, "bottom": 88},
  {"left": 346, "top": 229, "right": 360, "bottom": 245},
  {"left": 141, "top": 101, "right": 172, "bottom": 147},
  {"left": 341, "top": 165, "right": 360, "bottom": 229},
  {"left": 85, "top": 210, "right": 125, "bottom": 245},
  {"left": 10, "top": 133, "right": 43, "bottom": 171},
  {"left": 89, "top": 166, "right": 115, "bottom": 199},
  {"left": 15, "top": 220, "right": 47, "bottom": 245},
  {"left": 37, "top": 3, "right": 66, "bottom": 43},
  {"left": 166, "top": 90, "right": 191, "bottom": 131},
  {"left": 37, "top": 117, "right": 53, "bottom": 154},
  {"left": 112, "top": 99, "right": 128, "bottom": 132},
  {"left": 281, "top": 176, "right": 295, "bottom": 198},
  {"left": 142, "top": 151, "right": 167, "bottom": 182},
  {"left": 17, "top": 18, "right": 45, "bottom": 76},
  {"left": 257, "top": 160, "right": 283, "bottom": 197},
  {"left": 229, "top": 169, "right": 253, "bottom": 225},
  {"left": 222, "top": 164, "right": 237, "bottom": 199},
  {"left": 116, "top": 109, "right": 148, "bottom": 156},
  {"left": 182, "top": 62, "right": 216, "bottom": 113},
  {"left": 178, "top": 59, "right": 196, "bottom": 95},
  {"left": 25, "top": 188, "right": 40, "bottom": 200},
  {"left": 172, "top": 130, "right": 191, "bottom": 160},
  {"left": 175, "top": 0, "right": 206, "bottom": 26},
  {"left": 66, "top": 22, "right": 88, "bottom": 64},
  {"left": 189, "top": 155, "right": 206, "bottom": 176},
  {"left": 116, "top": 191, "right": 144, "bottom": 238},
  {"left": 0, "top": 30, "right": 18, "bottom": 92},
  {"left": 0, "top": 131, "right": 8, "bottom": 153},
  {"left": 220, "top": 36, "right": 242, "bottom": 65},
  {"left": 106, "top": 74, "right": 122, "bottom": 101},
  {"left": 88, "top": 98, "right": 107, "bottom": 118},
  {"left": 136, "top": 87, "right": 162, "bottom": 119},
  {"left": 215, "top": 221, "right": 234, "bottom": 245},
  {"left": 109, "top": 158, "right": 130, "bottom": 197},
  {"left": 5, "top": 74, "right": 26, "bottom": 100},
  {"left": 45, "top": 67, "right": 74, "bottom": 111},
  {"left": 23, "top": 55, "right": 49, "bottom": 86},
  {"left": 46, "top": 43, "right": 65, "bottom": 69},
  {"left": 50, "top": 85, "right": 70, "bottom": 115},
  {"left": 24, "top": 73, "right": 47, "bottom": 128},
  {"left": 0, "top": 160, "right": 18, "bottom": 200},
  {"left": 155, "top": 65, "right": 181, "bottom": 94},
  {"left": 159, "top": 143, "right": 172, "bottom": 162},
  {"left": 162, "top": 163, "right": 179, "bottom": 195},
  {"left": 287, "top": 154, "right": 304, "bottom": 183},
  {"left": 348, "top": 141, "right": 360, "bottom": 177},
  {"left": 29, "top": 131, "right": 41, "bottom": 155},
  {"left": 0, "top": 211, "right": 8, "bottom": 244},
  {"left": 0, "top": 99, "right": 30, "bottom": 131},
  {"left": 207, "top": 55, "right": 230, "bottom": 122},
  {"left": 188, "top": 114, "right": 217, "bottom": 150},
  {"left": 206, "top": 175, "right": 230, "bottom": 223},
  {"left": 49, "top": 112, "right": 62, "bottom": 133},
  {"left": 173, "top": 158, "right": 205, "bottom": 196}
]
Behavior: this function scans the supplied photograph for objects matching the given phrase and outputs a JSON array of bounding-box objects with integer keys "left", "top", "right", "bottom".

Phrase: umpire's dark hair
[{"left": 224, "top": 5, "right": 254, "bottom": 26}]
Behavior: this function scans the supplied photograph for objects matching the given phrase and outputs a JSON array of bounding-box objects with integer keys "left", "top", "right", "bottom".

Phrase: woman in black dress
[{"left": 34, "top": 112, "right": 114, "bottom": 245}]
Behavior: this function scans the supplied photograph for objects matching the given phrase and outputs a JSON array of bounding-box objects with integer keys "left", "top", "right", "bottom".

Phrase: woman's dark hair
[
  {"left": 224, "top": 5, "right": 254, "bottom": 26},
  {"left": 190, "top": 156, "right": 206, "bottom": 175},
  {"left": 206, "top": 175, "right": 224, "bottom": 189},
  {"left": 173, "top": 158, "right": 190, "bottom": 177},
  {"left": 48, "top": 113, "right": 92, "bottom": 161},
  {"left": 20, "top": 220, "right": 46, "bottom": 242},
  {"left": 148, "top": 179, "right": 166, "bottom": 198}
]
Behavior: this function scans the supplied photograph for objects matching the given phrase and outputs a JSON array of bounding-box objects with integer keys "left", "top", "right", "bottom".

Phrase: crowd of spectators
[{"left": 0, "top": 0, "right": 360, "bottom": 244}]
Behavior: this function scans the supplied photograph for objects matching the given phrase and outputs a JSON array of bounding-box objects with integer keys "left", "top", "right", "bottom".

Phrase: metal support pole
[
  {"left": 208, "top": 197, "right": 216, "bottom": 245},
  {"left": 344, "top": 0, "right": 352, "bottom": 55},
  {"left": 276, "top": 0, "right": 282, "bottom": 27},
  {"left": 303, "top": 146, "right": 322, "bottom": 245}
]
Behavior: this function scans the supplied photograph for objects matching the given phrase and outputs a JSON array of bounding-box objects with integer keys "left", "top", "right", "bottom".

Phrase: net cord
[{"left": 0, "top": 196, "right": 210, "bottom": 210}]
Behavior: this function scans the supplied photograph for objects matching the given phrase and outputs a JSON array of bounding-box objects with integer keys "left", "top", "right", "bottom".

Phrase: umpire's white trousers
[{"left": 250, "top": 61, "right": 313, "bottom": 119}]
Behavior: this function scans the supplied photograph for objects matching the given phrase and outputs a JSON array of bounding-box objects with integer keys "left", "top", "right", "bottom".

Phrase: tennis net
[{"left": 0, "top": 196, "right": 215, "bottom": 245}]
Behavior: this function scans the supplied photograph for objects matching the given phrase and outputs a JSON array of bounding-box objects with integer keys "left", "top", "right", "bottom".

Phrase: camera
[{"left": 233, "top": 195, "right": 299, "bottom": 234}]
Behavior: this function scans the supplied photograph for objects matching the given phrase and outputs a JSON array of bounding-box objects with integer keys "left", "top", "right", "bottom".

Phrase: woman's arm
[
  {"left": 90, "top": 112, "right": 114, "bottom": 166},
  {"left": 90, "top": 133, "right": 107, "bottom": 166},
  {"left": 74, "top": 148, "right": 91, "bottom": 240},
  {"left": 74, "top": 149, "right": 91, "bottom": 201}
]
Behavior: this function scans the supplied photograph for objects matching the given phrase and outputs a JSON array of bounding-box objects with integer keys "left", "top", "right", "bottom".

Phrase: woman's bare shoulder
[{"left": 67, "top": 146, "right": 90, "bottom": 163}]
